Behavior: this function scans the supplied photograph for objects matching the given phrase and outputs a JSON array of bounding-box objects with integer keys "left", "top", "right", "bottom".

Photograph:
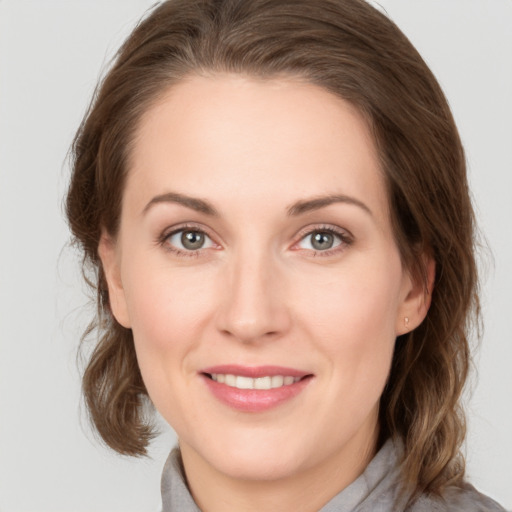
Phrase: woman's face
[{"left": 100, "top": 75, "right": 428, "bottom": 483}]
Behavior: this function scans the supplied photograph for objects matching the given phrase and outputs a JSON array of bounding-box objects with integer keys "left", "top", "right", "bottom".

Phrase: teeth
[
  {"left": 255, "top": 376, "right": 271, "bottom": 389},
  {"left": 283, "top": 376, "right": 295, "bottom": 385},
  {"left": 271, "top": 375, "right": 284, "bottom": 388},
  {"left": 210, "top": 373, "right": 301, "bottom": 390},
  {"left": 236, "top": 376, "right": 253, "bottom": 389},
  {"left": 225, "top": 374, "right": 236, "bottom": 387}
]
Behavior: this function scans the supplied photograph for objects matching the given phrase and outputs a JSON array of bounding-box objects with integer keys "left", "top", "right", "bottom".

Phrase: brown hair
[{"left": 66, "top": 0, "right": 478, "bottom": 502}]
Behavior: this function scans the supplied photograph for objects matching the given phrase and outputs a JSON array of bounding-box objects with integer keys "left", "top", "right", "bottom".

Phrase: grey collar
[
  {"left": 160, "top": 438, "right": 507, "bottom": 512},
  {"left": 161, "top": 439, "right": 401, "bottom": 512}
]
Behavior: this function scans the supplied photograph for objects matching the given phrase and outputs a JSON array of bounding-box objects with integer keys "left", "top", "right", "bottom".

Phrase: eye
[
  {"left": 296, "top": 228, "right": 349, "bottom": 253},
  {"left": 165, "top": 228, "right": 215, "bottom": 252}
]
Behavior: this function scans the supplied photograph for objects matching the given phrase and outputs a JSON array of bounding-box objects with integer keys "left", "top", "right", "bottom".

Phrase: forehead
[{"left": 126, "top": 74, "right": 389, "bottom": 220}]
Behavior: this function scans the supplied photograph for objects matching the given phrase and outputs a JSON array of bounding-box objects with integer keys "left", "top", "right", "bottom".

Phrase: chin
[
  {"left": 206, "top": 428, "right": 321, "bottom": 481},
  {"left": 215, "top": 449, "right": 308, "bottom": 482}
]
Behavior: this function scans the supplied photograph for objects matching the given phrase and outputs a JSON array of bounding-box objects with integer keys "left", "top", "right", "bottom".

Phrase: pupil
[
  {"left": 181, "top": 231, "right": 204, "bottom": 250},
  {"left": 312, "top": 232, "right": 333, "bottom": 250}
]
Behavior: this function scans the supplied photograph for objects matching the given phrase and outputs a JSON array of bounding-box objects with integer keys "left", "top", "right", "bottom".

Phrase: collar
[{"left": 161, "top": 438, "right": 402, "bottom": 512}]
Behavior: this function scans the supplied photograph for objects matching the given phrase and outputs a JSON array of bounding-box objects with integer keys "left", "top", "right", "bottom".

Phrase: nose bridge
[{"left": 216, "top": 241, "right": 289, "bottom": 342}]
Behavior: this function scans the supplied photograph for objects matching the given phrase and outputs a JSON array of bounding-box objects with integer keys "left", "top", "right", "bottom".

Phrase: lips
[{"left": 200, "top": 365, "right": 313, "bottom": 412}]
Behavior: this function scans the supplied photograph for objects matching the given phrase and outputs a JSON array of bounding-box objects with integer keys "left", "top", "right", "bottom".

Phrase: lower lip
[{"left": 202, "top": 375, "right": 312, "bottom": 412}]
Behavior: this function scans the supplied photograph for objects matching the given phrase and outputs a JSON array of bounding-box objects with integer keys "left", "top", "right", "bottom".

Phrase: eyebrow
[
  {"left": 287, "top": 194, "right": 372, "bottom": 217},
  {"left": 143, "top": 192, "right": 219, "bottom": 216},
  {"left": 142, "top": 191, "right": 372, "bottom": 217}
]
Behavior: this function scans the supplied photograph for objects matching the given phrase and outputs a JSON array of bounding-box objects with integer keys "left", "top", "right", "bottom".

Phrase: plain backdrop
[{"left": 0, "top": 1, "right": 511, "bottom": 511}]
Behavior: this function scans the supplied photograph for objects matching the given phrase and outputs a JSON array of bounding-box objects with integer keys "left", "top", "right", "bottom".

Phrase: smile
[
  {"left": 201, "top": 365, "right": 313, "bottom": 412},
  {"left": 209, "top": 374, "right": 302, "bottom": 390}
]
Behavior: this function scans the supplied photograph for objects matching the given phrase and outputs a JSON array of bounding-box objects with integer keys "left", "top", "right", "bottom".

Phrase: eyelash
[
  {"left": 158, "top": 223, "right": 217, "bottom": 258},
  {"left": 293, "top": 225, "right": 353, "bottom": 257},
  {"left": 157, "top": 223, "right": 353, "bottom": 258}
]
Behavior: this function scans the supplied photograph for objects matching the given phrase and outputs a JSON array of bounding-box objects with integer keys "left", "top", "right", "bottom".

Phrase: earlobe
[
  {"left": 98, "top": 232, "right": 131, "bottom": 328},
  {"left": 396, "top": 256, "right": 435, "bottom": 336}
]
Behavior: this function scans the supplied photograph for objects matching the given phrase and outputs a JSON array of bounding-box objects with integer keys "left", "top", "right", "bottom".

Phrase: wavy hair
[{"left": 66, "top": 0, "right": 479, "bottom": 502}]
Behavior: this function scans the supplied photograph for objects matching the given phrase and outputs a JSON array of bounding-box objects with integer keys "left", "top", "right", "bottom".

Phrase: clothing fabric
[{"left": 160, "top": 439, "right": 507, "bottom": 511}]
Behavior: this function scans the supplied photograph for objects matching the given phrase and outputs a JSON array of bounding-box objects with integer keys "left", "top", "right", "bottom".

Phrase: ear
[
  {"left": 98, "top": 232, "right": 131, "bottom": 328},
  {"left": 395, "top": 254, "right": 435, "bottom": 336}
]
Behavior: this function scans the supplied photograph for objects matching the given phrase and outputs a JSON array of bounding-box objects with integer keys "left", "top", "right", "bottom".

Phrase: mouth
[
  {"left": 200, "top": 365, "right": 314, "bottom": 412},
  {"left": 205, "top": 373, "right": 304, "bottom": 390}
]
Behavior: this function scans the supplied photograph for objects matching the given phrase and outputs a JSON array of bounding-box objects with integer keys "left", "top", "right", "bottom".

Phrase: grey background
[{"left": 0, "top": 1, "right": 511, "bottom": 510}]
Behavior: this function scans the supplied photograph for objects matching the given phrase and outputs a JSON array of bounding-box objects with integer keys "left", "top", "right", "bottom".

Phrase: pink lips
[{"left": 201, "top": 365, "right": 313, "bottom": 412}]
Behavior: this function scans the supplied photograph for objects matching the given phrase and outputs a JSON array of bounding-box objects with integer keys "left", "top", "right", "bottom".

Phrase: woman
[{"left": 66, "top": 0, "right": 507, "bottom": 510}]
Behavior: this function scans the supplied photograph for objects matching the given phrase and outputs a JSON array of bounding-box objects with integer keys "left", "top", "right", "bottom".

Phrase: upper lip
[{"left": 201, "top": 365, "right": 312, "bottom": 378}]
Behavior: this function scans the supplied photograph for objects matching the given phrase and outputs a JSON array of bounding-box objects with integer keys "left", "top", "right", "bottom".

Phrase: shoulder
[{"left": 408, "top": 482, "right": 508, "bottom": 512}]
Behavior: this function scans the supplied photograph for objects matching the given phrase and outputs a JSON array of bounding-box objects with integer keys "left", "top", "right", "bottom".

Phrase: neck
[{"left": 179, "top": 425, "right": 379, "bottom": 512}]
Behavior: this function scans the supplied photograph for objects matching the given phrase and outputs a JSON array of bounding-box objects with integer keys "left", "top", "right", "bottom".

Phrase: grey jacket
[{"left": 161, "top": 439, "right": 507, "bottom": 511}]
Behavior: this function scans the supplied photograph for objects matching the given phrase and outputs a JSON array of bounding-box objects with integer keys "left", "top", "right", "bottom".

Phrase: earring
[{"left": 404, "top": 317, "right": 410, "bottom": 327}]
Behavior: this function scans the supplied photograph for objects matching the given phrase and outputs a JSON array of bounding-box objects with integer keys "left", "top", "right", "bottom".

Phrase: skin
[{"left": 99, "top": 74, "right": 432, "bottom": 512}]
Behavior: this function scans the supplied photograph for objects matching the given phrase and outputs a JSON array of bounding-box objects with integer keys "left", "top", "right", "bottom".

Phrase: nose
[{"left": 215, "top": 248, "right": 291, "bottom": 344}]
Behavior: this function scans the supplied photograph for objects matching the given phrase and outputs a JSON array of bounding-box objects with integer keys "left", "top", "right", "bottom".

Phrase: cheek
[
  {"left": 297, "top": 259, "right": 403, "bottom": 351},
  {"left": 120, "top": 257, "right": 219, "bottom": 406},
  {"left": 121, "top": 259, "right": 220, "bottom": 423},
  {"left": 293, "top": 254, "right": 403, "bottom": 407},
  {"left": 124, "top": 261, "right": 214, "bottom": 346}
]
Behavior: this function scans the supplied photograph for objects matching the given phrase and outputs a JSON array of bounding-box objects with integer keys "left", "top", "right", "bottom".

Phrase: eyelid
[
  {"left": 158, "top": 222, "right": 221, "bottom": 255},
  {"left": 157, "top": 222, "right": 353, "bottom": 257},
  {"left": 291, "top": 224, "right": 354, "bottom": 255}
]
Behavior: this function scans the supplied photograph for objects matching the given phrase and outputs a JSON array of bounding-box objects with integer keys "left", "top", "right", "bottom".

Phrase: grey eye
[
  {"left": 167, "top": 229, "right": 214, "bottom": 251},
  {"left": 297, "top": 230, "right": 343, "bottom": 251},
  {"left": 181, "top": 230, "right": 205, "bottom": 250},
  {"left": 311, "top": 232, "right": 335, "bottom": 250}
]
